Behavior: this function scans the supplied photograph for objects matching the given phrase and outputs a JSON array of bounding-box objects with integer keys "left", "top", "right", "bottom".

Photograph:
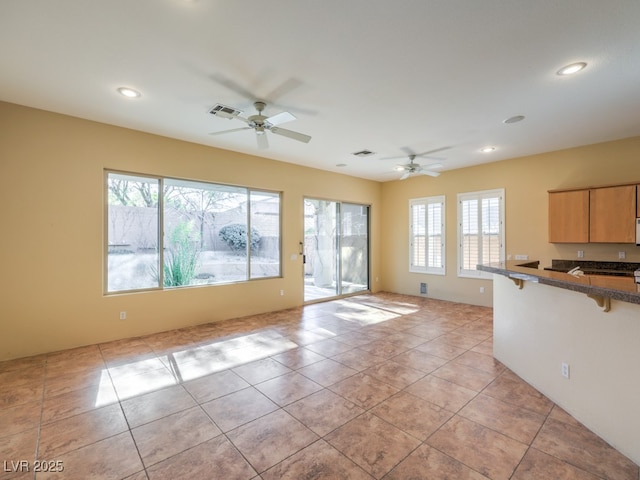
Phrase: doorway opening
[{"left": 303, "top": 198, "right": 370, "bottom": 302}]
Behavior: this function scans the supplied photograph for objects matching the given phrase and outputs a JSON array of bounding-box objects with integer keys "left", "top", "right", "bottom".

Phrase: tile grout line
[
  {"left": 99, "top": 344, "right": 149, "bottom": 480},
  {"left": 32, "top": 357, "right": 48, "bottom": 480},
  {"left": 392, "top": 328, "right": 491, "bottom": 480},
  {"left": 6, "top": 294, "right": 635, "bottom": 478}
]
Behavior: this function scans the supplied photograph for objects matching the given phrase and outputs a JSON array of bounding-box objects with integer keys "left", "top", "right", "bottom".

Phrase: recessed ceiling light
[
  {"left": 117, "top": 87, "right": 141, "bottom": 98},
  {"left": 556, "top": 62, "right": 587, "bottom": 76},
  {"left": 503, "top": 115, "right": 525, "bottom": 124},
  {"left": 480, "top": 146, "right": 496, "bottom": 153}
]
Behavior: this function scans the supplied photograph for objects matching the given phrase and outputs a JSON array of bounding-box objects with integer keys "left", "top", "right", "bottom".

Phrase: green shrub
[
  {"left": 152, "top": 221, "right": 200, "bottom": 287},
  {"left": 219, "top": 224, "right": 261, "bottom": 255}
]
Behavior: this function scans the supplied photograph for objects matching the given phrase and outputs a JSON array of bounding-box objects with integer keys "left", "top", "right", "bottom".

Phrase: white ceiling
[{"left": 2, "top": 1, "right": 640, "bottom": 181}]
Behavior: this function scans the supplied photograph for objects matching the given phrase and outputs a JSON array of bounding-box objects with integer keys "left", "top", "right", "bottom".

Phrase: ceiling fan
[
  {"left": 395, "top": 156, "right": 443, "bottom": 180},
  {"left": 209, "top": 101, "right": 311, "bottom": 149},
  {"left": 382, "top": 147, "right": 451, "bottom": 180}
]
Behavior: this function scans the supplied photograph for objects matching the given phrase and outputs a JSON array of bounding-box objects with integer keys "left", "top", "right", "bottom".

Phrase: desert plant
[
  {"left": 218, "top": 224, "right": 261, "bottom": 255},
  {"left": 153, "top": 221, "right": 200, "bottom": 287}
]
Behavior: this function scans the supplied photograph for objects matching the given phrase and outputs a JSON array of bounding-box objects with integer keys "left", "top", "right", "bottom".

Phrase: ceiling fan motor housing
[{"left": 249, "top": 103, "right": 269, "bottom": 130}]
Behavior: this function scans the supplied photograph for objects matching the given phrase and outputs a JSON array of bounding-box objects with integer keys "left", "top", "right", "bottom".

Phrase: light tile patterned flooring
[{"left": 1, "top": 293, "right": 638, "bottom": 479}]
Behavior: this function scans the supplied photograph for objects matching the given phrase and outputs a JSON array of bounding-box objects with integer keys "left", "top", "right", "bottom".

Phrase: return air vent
[
  {"left": 209, "top": 104, "right": 243, "bottom": 119},
  {"left": 352, "top": 150, "right": 375, "bottom": 157}
]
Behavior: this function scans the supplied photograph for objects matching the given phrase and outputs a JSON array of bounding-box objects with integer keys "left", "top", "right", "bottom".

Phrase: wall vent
[{"left": 352, "top": 150, "right": 375, "bottom": 157}]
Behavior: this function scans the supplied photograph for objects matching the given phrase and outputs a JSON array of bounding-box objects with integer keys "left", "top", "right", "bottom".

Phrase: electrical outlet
[
  {"left": 561, "top": 362, "right": 570, "bottom": 379},
  {"left": 619, "top": 251, "right": 626, "bottom": 259},
  {"left": 119, "top": 311, "right": 127, "bottom": 320},
  {"left": 279, "top": 289, "right": 284, "bottom": 296},
  {"left": 480, "top": 287, "right": 485, "bottom": 293},
  {"left": 420, "top": 283, "right": 427, "bottom": 295},
  {"left": 577, "top": 250, "right": 584, "bottom": 258}
]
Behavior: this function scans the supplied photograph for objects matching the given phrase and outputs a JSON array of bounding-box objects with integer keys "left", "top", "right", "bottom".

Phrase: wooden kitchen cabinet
[
  {"left": 548, "top": 189, "right": 590, "bottom": 243},
  {"left": 550, "top": 182, "right": 639, "bottom": 243},
  {"left": 589, "top": 184, "right": 636, "bottom": 243}
]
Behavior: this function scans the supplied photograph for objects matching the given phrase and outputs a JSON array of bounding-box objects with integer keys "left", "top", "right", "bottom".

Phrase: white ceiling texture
[{"left": 2, "top": 1, "right": 640, "bottom": 181}]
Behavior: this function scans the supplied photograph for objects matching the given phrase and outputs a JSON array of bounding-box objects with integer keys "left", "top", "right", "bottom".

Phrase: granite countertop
[
  {"left": 478, "top": 260, "right": 640, "bottom": 306},
  {"left": 543, "top": 259, "right": 640, "bottom": 277}
]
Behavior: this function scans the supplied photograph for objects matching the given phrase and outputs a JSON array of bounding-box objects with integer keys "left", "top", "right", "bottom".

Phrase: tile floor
[{"left": 1, "top": 292, "right": 638, "bottom": 479}]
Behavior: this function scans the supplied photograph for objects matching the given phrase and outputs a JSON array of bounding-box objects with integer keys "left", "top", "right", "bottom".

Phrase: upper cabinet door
[
  {"left": 589, "top": 185, "right": 636, "bottom": 243},
  {"left": 548, "top": 190, "right": 590, "bottom": 243}
]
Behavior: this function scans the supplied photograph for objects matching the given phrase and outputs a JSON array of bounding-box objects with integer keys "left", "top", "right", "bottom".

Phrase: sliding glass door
[
  {"left": 303, "top": 198, "right": 369, "bottom": 302},
  {"left": 340, "top": 202, "right": 369, "bottom": 295}
]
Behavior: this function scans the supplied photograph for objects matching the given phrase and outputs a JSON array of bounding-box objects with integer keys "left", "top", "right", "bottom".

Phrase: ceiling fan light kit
[{"left": 209, "top": 101, "right": 311, "bottom": 149}]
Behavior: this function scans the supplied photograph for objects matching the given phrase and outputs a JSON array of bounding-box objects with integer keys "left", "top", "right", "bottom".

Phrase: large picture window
[
  {"left": 409, "top": 196, "right": 445, "bottom": 275},
  {"left": 106, "top": 171, "right": 281, "bottom": 293},
  {"left": 457, "top": 188, "right": 504, "bottom": 278}
]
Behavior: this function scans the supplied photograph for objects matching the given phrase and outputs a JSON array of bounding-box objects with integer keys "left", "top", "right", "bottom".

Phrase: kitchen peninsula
[
  {"left": 479, "top": 260, "right": 640, "bottom": 466},
  {"left": 479, "top": 260, "right": 640, "bottom": 308}
]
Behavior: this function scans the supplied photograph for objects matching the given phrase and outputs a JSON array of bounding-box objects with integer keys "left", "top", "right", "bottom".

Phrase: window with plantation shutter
[
  {"left": 409, "top": 196, "right": 445, "bottom": 275},
  {"left": 457, "top": 189, "right": 504, "bottom": 279}
]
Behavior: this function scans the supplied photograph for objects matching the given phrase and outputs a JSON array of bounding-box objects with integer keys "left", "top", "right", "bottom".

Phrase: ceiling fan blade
[
  {"left": 208, "top": 127, "right": 252, "bottom": 136},
  {"left": 422, "top": 162, "right": 443, "bottom": 169},
  {"left": 383, "top": 146, "right": 451, "bottom": 161},
  {"left": 265, "top": 78, "right": 303, "bottom": 102},
  {"left": 233, "top": 115, "right": 250, "bottom": 124},
  {"left": 416, "top": 146, "right": 452, "bottom": 157},
  {"left": 400, "top": 146, "right": 417, "bottom": 157},
  {"left": 210, "top": 73, "right": 257, "bottom": 101},
  {"left": 256, "top": 132, "right": 269, "bottom": 149},
  {"left": 419, "top": 170, "right": 441, "bottom": 177},
  {"left": 267, "top": 111, "right": 296, "bottom": 126},
  {"left": 400, "top": 171, "right": 411, "bottom": 180},
  {"left": 270, "top": 126, "right": 311, "bottom": 143}
]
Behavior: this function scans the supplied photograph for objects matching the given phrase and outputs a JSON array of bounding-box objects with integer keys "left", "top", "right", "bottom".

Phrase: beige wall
[
  {"left": 0, "top": 102, "right": 382, "bottom": 360},
  {"left": 3, "top": 99, "right": 640, "bottom": 361},
  {"left": 493, "top": 274, "right": 640, "bottom": 465},
  {"left": 381, "top": 136, "right": 640, "bottom": 306}
]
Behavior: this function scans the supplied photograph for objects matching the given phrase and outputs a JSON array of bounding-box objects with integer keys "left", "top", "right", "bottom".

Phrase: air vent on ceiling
[
  {"left": 209, "top": 104, "right": 243, "bottom": 119},
  {"left": 352, "top": 149, "right": 375, "bottom": 157}
]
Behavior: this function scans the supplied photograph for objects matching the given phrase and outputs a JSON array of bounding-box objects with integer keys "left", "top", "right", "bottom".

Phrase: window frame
[
  {"left": 104, "top": 170, "right": 282, "bottom": 295},
  {"left": 409, "top": 195, "right": 446, "bottom": 275},
  {"left": 457, "top": 188, "right": 505, "bottom": 279}
]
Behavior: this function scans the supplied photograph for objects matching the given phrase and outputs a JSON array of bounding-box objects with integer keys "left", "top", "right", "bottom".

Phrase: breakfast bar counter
[
  {"left": 479, "top": 259, "right": 640, "bottom": 466},
  {"left": 478, "top": 260, "right": 640, "bottom": 309}
]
